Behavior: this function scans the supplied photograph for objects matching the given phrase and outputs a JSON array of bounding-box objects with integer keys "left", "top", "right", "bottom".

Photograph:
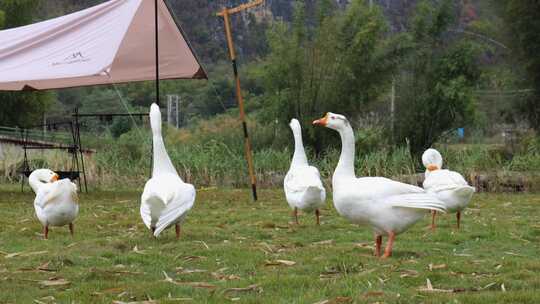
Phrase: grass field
[{"left": 1, "top": 186, "right": 539, "bottom": 303}]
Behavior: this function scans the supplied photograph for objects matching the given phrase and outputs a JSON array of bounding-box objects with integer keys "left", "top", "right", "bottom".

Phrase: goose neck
[
  {"left": 28, "top": 174, "right": 45, "bottom": 193},
  {"left": 334, "top": 125, "right": 356, "bottom": 179},
  {"left": 291, "top": 129, "right": 308, "bottom": 166}
]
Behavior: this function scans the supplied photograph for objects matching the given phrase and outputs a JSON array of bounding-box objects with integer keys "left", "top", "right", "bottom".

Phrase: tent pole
[
  {"left": 154, "top": 0, "right": 160, "bottom": 107},
  {"left": 218, "top": 6, "right": 260, "bottom": 201}
]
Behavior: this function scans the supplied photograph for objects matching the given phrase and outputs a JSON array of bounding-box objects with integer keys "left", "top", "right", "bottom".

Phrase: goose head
[
  {"left": 149, "top": 103, "right": 162, "bottom": 136},
  {"left": 422, "top": 148, "right": 443, "bottom": 172},
  {"left": 29, "top": 169, "right": 59, "bottom": 183},
  {"left": 312, "top": 112, "right": 350, "bottom": 131},
  {"left": 289, "top": 118, "right": 302, "bottom": 133},
  {"left": 28, "top": 169, "right": 59, "bottom": 193}
]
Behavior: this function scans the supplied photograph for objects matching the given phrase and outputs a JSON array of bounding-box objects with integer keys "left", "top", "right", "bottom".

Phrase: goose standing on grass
[
  {"left": 422, "top": 148, "right": 475, "bottom": 230},
  {"left": 29, "top": 169, "right": 78, "bottom": 239},
  {"left": 313, "top": 113, "right": 446, "bottom": 258},
  {"left": 284, "top": 119, "right": 326, "bottom": 225},
  {"left": 140, "top": 103, "right": 195, "bottom": 239}
]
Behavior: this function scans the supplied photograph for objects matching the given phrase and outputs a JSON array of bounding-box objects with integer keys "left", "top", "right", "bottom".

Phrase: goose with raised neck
[
  {"left": 140, "top": 103, "right": 195, "bottom": 239},
  {"left": 313, "top": 112, "right": 447, "bottom": 258},
  {"left": 422, "top": 148, "right": 475, "bottom": 230},
  {"left": 284, "top": 119, "right": 326, "bottom": 225},
  {"left": 29, "top": 169, "right": 79, "bottom": 239}
]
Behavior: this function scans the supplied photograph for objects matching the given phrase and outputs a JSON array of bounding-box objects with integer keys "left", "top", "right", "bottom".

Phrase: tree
[
  {"left": 503, "top": 1, "right": 540, "bottom": 131},
  {"left": 0, "top": 0, "right": 54, "bottom": 127},
  {"left": 394, "top": 0, "right": 481, "bottom": 157},
  {"left": 261, "top": 0, "right": 407, "bottom": 152}
]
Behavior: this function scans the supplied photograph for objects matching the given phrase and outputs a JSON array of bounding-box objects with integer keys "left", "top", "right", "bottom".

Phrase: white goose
[
  {"left": 29, "top": 169, "right": 79, "bottom": 239},
  {"left": 313, "top": 113, "right": 446, "bottom": 258},
  {"left": 422, "top": 148, "right": 475, "bottom": 230},
  {"left": 284, "top": 119, "right": 326, "bottom": 225},
  {"left": 140, "top": 103, "right": 195, "bottom": 239}
]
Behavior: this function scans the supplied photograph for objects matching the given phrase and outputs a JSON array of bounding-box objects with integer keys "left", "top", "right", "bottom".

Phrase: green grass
[{"left": 1, "top": 187, "right": 539, "bottom": 303}]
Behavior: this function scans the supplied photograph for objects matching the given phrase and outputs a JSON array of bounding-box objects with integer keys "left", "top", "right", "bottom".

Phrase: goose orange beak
[
  {"left": 51, "top": 174, "right": 60, "bottom": 182},
  {"left": 313, "top": 113, "right": 329, "bottom": 126},
  {"left": 427, "top": 164, "right": 439, "bottom": 172}
]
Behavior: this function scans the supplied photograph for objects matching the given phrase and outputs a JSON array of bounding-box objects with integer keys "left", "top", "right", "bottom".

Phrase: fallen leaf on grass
[
  {"left": 193, "top": 241, "right": 210, "bottom": 250},
  {"left": 428, "top": 263, "right": 447, "bottom": 271},
  {"left": 39, "top": 277, "right": 70, "bottom": 287},
  {"left": 482, "top": 282, "right": 497, "bottom": 290},
  {"left": 224, "top": 284, "right": 262, "bottom": 294},
  {"left": 312, "top": 296, "right": 353, "bottom": 304},
  {"left": 311, "top": 240, "right": 335, "bottom": 246},
  {"left": 112, "top": 301, "right": 157, "bottom": 304},
  {"left": 363, "top": 291, "right": 384, "bottom": 298},
  {"left": 211, "top": 272, "right": 241, "bottom": 281},
  {"left": 418, "top": 278, "right": 482, "bottom": 293},
  {"left": 354, "top": 242, "right": 374, "bottom": 249},
  {"left": 265, "top": 260, "right": 296, "bottom": 266},
  {"left": 176, "top": 255, "right": 206, "bottom": 262},
  {"left": 90, "top": 268, "right": 144, "bottom": 275},
  {"left": 5, "top": 251, "right": 48, "bottom": 259},
  {"left": 176, "top": 267, "right": 207, "bottom": 274},
  {"left": 162, "top": 271, "right": 217, "bottom": 289},
  {"left": 399, "top": 269, "right": 419, "bottom": 278},
  {"left": 132, "top": 246, "right": 147, "bottom": 255},
  {"left": 91, "top": 287, "right": 125, "bottom": 296}
]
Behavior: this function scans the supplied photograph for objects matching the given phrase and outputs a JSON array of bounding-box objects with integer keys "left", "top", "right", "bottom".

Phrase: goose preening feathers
[
  {"left": 29, "top": 169, "right": 79, "bottom": 239},
  {"left": 313, "top": 113, "right": 447, "bottom": 258},
  {"left": 284, "top": 119, "right": 326, "bottom": 225},
  {"left": 422, "top": 148, "right": 475, "bottom": 230},
  {"left": 140, "top": 103, "right": 195, "bottom": 238}
]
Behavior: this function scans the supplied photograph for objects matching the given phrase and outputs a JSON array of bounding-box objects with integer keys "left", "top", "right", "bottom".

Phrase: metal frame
[{"left": 19, "top": 120, "right": 88, "bottom": 193}]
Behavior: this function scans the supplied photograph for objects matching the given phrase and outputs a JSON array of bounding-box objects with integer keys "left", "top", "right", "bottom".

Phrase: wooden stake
[{"left": 217, "top": 1, "right": 264, "bottom": 201}]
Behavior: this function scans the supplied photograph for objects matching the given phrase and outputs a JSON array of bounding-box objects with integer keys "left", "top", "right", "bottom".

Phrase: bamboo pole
[{"left": 217, "top": 1, "right": 264, "bottom": 201}]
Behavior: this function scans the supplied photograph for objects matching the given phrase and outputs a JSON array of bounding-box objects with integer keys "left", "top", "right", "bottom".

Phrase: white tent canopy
[{"left": 0, "top": 0, "right": 206, "bottom": 91}]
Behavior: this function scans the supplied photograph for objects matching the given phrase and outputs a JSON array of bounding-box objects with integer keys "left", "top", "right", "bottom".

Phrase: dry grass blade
[
  {"left": 193, "top": 241, "right": 210, "bottom": 249},
  {"left": 176, "top": 267, "right": 207, "bottom": 274},
  {"left": 311, "top": 240, "right": 335, "bottom": 246},
  {"left": 37, "top": 261, "right": 56, "bottom": 272},
  {"left": 112, "top": 301, "right": 157, "bottom": 304},
  {"left": 265, "top": 260, "right": 296, "bottom": 266},
  {"left": 176, "top": 255, "right": 206, "bottom": 262},
  {"left": 90, "top": 267, "right": 144, "bottom": 275},
  {"left": 5, "top": 251, "right": 48, "bottom": 259},
  {"left": 132, "top": 246, "right": 147, "bottom": 255},
  {"left": 428, "top": 263, "right": 447, "bottom": 271},
  {"left": 211, "top": 272, "right": 240, "bottom": 281},
  {"left": 399, "top": 269, "right": 419, "bottom": 278},
  {"left": 39, "top": 277, "right": 70, "bottom": 287},
  {"left": 224, "top": 284, "right": 262, "bottom": 294},
  {"left": 362, "top": 291, "right": 384, "bottom": 298},
  {"left": 162, "top": 271, "right": 216, "bottom": 289}
]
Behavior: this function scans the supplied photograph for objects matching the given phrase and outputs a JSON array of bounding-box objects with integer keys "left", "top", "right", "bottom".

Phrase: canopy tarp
[{"left": 0, "top": 0, "right": 206, "bottom": 91}]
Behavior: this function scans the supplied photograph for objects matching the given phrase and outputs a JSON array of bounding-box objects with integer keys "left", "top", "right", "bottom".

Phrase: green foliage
[
  {"left": 0, "top": 92, "right": 54, "bottom": 127},
  {"left": 261, "top": 0, "right": 408, "bottom": 152},
  {"left": 0, "top": 0, "right": 40, "bottom": 27},
  {"left": 394, "top": 0, "right": 481, "bottom": 157},
  {"left": 503, "top": 1, "right": 540, "bottom": 130},
  {"left": 0, "top": 9, "right": 5, "bottom": 28}
]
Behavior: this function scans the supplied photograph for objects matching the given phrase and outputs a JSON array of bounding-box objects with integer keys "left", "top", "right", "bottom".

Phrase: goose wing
[
  {"left": 359, "top": 177, "right": 446, "bottom": 212},
  {"left": 285, "top": 166, "right": 324, "bottom": 194},
  {"left": 424, "top": 169, "right": 471, "bottom": 192},
  {"left": 153, "top": 182, "right": 196, "bottom": 237}
]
